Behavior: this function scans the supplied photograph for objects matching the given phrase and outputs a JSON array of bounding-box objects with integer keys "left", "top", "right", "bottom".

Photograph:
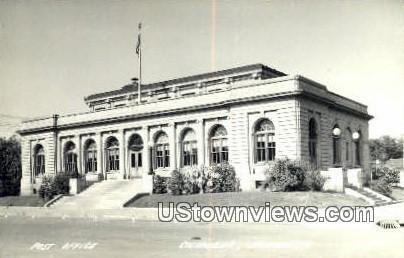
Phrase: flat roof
[{"left": 84, "top": 63, "right": 287, "bottom": 101}]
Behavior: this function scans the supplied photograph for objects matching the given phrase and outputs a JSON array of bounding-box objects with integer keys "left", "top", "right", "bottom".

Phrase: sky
[{"left": 0, "top": 0, "right": 403, "bottom": 138}]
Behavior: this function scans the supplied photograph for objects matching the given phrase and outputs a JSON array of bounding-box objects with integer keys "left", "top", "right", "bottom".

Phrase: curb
[{"left": 0, "top": 203, "right": 402, "bottom": 226}]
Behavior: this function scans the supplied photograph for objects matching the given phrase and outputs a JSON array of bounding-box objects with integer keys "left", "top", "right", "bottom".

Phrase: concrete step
[
  {"left": 346, "top": 185, "right": 390, "bottom": 205},
  {"left": 52, "top": 179, "right": 144, "bottom": 210}
]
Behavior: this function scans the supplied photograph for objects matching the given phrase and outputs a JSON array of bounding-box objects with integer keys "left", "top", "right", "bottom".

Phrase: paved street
[{"left": 0, "top": 217, "right": 403, "bottom": 258}]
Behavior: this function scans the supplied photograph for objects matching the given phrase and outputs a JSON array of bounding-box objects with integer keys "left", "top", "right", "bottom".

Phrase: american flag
[{"left": 136, "top": 23, "right": 142, "bottom": 57}]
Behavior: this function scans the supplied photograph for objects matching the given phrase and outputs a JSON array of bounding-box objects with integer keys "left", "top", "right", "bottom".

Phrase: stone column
[
  {"left": 176, "top": 128, "right": 181, "bottom": 169},
  {"left": 168, "top": 123, "right": 176, "bottom": 170},
  {"left": 142, "top": 127, "right": 150, "bottom": 175},
  {"left": 197, "top": 119, "right": 205, "bottom": 167},
  {"left": 120, "top": 130, "right": 126, "bottom": 179},
  {"left": 97, "top": 133, "right": 104, "bottom": 178},
  {"left": 20, "top": 138, "right": 33, "bottom": 195},
  {"left": 56, "top": 137, "right": 62, "bottom": 172},
  {"left": 77, "top": 135, "right": 82, "bottom": 176}
]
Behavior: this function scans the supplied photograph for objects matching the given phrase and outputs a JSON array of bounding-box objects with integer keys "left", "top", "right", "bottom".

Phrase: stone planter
[
  {"left": 69, "top": 177, "right": 86, "bottom": 195},
  {"left": 321, "top": 168, "right": 344, "bottom": 192},
  {"left": 85, "top": 173, "right": 99, "bottom": 182},
  {"left": 32, "top": 176, "right": 43, "bottom": 195},
  {"left": 346, "top": 168, "right": 362, "bottom": 188},
  {"left": 142, "top": 174, "right": 153, "bottom": 193}
]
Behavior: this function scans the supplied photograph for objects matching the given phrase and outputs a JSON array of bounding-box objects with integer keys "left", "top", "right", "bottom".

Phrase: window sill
[{"left": 254, "top": 161, "right": 275, "bottom": 166}]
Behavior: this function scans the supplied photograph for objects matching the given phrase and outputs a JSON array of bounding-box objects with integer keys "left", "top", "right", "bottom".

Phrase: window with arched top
[
  {"left": 309, "top": 118, "right": 318, "bottom": 165},
  {"left": 155, "top": 132, "right": 170, "bottom": 168},
  {"left": 64, "top": 141, "right": 78, "bottom": 174},
  {"left": 210, "top": 125, "right": 228, "bottom": 164},
  {"left": 34, "top": 144, "right": 45, "bottom": 176},
  {"left": 254, "top": 119, "right": 275, "bottom": 163},
  {"left": 332, "top": 125, "right": 341, "bottom": 165},
  {"left": 85, "top": 139, "right": 97, "bottom": 173},
  {"left": 181, "top": 129, "right": 197, "bottom": 167},
  {"left": 105, "top": 137, "right": 119, "bottom": 172}
]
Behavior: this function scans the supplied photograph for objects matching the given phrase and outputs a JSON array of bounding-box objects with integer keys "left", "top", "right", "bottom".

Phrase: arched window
[
  {"left": 155, "top": 132, "right": 169, "bottom": 168},
  {"left": 34, "top": 144, "right": 45, "bottom": 176},
  {"left": 181, "top": 129, "right": 197, "bottom": 167},
  {"left": 128, "top": 134, "right": 143, "bottom": 169},
  {"left": 210, "top": 125, "right": 228, "bottom": 164},
  {"left": 64, "top": 141, "right": 77, "bottom": 174},
  {"left": 105, "top": 137, "right": 119, "bottom": 172},
  {"left": 332, "top": 125, "right": 341, "bottom": 165},
  {"left": 309, "top": 118, "right": 318, "bottom": 165},
  {"left": 85, "top": 139, "right": 97, "bottom": 173},
  {"left": 254, "top": 119, "right": 275, "bottom": 163}
]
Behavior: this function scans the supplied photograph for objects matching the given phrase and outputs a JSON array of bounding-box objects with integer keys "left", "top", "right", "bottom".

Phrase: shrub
[
  {"left": 370, "top": 165, "right": 399, "bottom": 197},
  {"left": 370, "top": 179, "right": 392, "bottom": 196},
  {"left": 266, "top": 158, "right": 306, "bottom": 191},
  {"left": 204, "top": 163, "right": 240, "bottom": 193},
  {"left": 303, "top": 170, "right": 326, "bottom": 191},
  {"left": 372, "top": 166, "right": 399, "bottom": 184},
  {"left": 38, "top": 175, "right": 56, "bottom": 201},
  {"left": 53, "top": 172, "right": 70, "bottom": 195},
  {"left": 168, "top": 170, "right": 183, "bottom": 195},
  {"left": 153, "top": 175, "right": 168, "bottom": 194},
  {"left": 181, "top": 166, "right": 204, "bottom": 194}
]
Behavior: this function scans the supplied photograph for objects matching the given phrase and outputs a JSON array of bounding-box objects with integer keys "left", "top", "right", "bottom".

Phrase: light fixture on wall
[
  {"left": 332, "top": 127, "right": 341, "bottom": 137},
  {"left": 352, "top": 131, "right": 360, "bottom": 140}
]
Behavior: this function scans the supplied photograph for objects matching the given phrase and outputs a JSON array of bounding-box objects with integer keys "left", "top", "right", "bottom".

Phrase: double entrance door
[{"left": 128, "top": 150, "right": 142, "bottom": 178}]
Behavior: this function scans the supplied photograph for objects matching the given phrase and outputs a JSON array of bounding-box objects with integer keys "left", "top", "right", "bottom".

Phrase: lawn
[
  {"left": 127, "top": 191, "right": 368, "bottom": 208},
  {"left": 391, "top": 187, "right": 404, "bottom": 201},
  {"left": 0, "top": 196, "right": 45, "bottom": 207}
]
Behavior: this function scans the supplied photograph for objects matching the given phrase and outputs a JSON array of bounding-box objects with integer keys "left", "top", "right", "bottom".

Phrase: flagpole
[{"left": 137, "top": 23, "right": 142, "bottom": 104}]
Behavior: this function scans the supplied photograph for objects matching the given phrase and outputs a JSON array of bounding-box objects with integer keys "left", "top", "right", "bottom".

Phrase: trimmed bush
[
  {"left": 162, "top": 164, "right": 241, "bottom": 195},
  {"left": 370, "top": 179, "right": 392, "bottom": 196},
  {"left": 168, "top": 170, "right": 183, "bottom": 195},
  {"left": 370, "top": 165, "right": 400, "bottom": 197},
  {"left": 303, "top": 170, "right": 326, "bottom": 191},
  {"left": 181, "top": 166, "right": 204, "bottom": 194},
  {"left": 372, "top": 166, "right": 399, "bottom": 184},
  {"left": 38, "top": 175, "right": 56, "bottom": 201},
  {"left": 153, "top": 175, "right": 168, "bottom": 194},
  {"left": 204, "top": 163, "right": 240, "bottom": 193},
  {"left": 53, "top": 172, "right": 70, "bottom": 195},
  {"left": 266, "top": 158, "right": 306, "bottom": 192}
]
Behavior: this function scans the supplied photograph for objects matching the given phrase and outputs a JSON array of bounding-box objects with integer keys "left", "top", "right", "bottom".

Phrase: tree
[
  {"left": 0, "top": 137, "right": 22, "bottom": 196},
  {"left": 369, "top": 136, "right": 403, "bottom": 162}
]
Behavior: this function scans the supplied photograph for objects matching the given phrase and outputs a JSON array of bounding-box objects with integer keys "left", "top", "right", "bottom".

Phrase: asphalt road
[{"left": 0, "top": 217, "right": 403, "bottom": 258}]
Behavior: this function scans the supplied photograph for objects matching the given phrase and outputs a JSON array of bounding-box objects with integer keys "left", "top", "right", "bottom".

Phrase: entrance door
[
  {"left": 127, "top": 134, "right": 144, "bottom": 179},
  {"left": 129, "top": 150, "right": 143, "bottom": 178}
]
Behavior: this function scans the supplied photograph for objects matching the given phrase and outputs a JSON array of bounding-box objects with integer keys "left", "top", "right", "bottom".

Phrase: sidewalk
[
  {"left": 1, "top": 203, "right": 402, "bottom": 227},
  {"left": 0, "top": 206, "right": 159, "bottom": 221}
]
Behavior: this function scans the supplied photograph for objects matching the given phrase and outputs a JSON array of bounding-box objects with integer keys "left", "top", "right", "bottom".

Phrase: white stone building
[{"left": 18, "top": 64, "right": 372, "bottom": 194}]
